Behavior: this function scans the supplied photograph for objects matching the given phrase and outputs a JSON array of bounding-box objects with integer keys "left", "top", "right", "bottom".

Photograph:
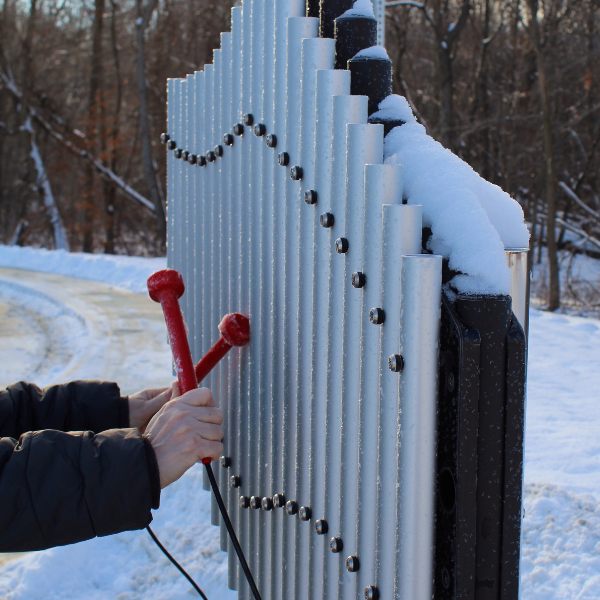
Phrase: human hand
[
  {"left": 145, "top": 383, "right": 224, "bottom": 489},
  {"left": 129, "top": 386, "right": 174, "bottom": 433}
]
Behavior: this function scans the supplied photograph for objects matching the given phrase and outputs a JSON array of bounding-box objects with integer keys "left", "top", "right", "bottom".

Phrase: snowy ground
[{"left": 0, "top": 246, "right": 599, "bottom": 599}]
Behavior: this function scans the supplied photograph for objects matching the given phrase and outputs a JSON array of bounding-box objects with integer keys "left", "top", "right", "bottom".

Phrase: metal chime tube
[
  {"left": 375, "top": 204, "right": 422, "bottom": 600},
  {"left": 397, "top": 253, "right": 442, "bottom": 600},
  {"left": 247, "top": 0, "right": 264, "bottom": 586},
  {"left": 227, "top": 6, "right": 243, "bottom": 590},
  {"left": 280, "top": 16, "right": 319, "bottom": 600},
  {"left": 339, "top": 122, "right": 383, "bottom": 600},
  {"left": 201, "top": 63, "right": 214, "bottom": 493},
  {"left": 219, "top": 32, "right": 233, "bottom": 553},
  {"left": 171, "top": 79, "right": 181, "bottom": 276},
  {"left": 194, "top": 71, "right": 205, "bottom": 369},
  {"left": 294, "top": 34, "right": 334, "bottom": 600},
  {"left": 323, "top": 93, "right": 367, "bottom": 600},
  {"left": 237, "top": 2, "right": 252, "bottom": 596},
  {"left": 269, "top": 1, "right": 303, "bottom": 597},
  {"left": 179, "top": 78, "right": 189, "bottom": 331},
  {"left": 355, "top": 163, "right": 403, "bottom": 596},
  {"left": 308, "top": 68, "right": 350, "bottom": 600},
  {"left": 166, "top": 78, "right": 175, "bottom": 271},
  {"left": 209, "top": 48, "right": 222, "bottom": 528},
  {"left": 258, "top": 0, "right": 276, "bottom": 594}
]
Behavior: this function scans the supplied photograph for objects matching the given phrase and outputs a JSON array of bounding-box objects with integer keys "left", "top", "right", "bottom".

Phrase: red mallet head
[
  {"left": 147, "top": 268, "right": 185, "bottom": 303},
  {"left": 194, "top": 313, "right": 251, "bottom": 384},
  {"left": 219, "top": 313, "right": 251, "bottom": 347},
  {"left": 147, "top": 268, "right": 197, "bottom": 395}
]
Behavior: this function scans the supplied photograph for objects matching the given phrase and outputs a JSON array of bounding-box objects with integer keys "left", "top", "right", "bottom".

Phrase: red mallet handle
[
  {"left": 147, "top": 269, "right": 197, "bottom": 395},
  {"left": 194, "top": 312, "right": 250, "bottom": 383}
]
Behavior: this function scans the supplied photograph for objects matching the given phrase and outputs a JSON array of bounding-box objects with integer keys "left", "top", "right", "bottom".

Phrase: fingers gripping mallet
[{"left": 147, "top": 268, "right": 261, "bottom": 600}]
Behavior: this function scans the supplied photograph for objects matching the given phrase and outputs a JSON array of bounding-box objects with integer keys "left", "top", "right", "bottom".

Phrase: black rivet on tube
[
  {"left": 330, "top": 536, "right": 343, "bottom": 553},
  {"left": 262, "top": 497, "right": 274, "bottom": 511},
  {"left": 223, "top": 133, "right": 234, "bottom": 146},
  {"left": 250, "top": 496, "right": 261, "bottom": 509},
  {"left": 198, "top": 155, "right": 207, "bottom": 167},
  {"left": 160, "top": 133, "right": 170, "bottom": 144},
  {"left": 167, "top": 140, "right": 176, "bottom": 150},
  {"left": 273, "top": 493, "right": 286, "bottom": 508},
  {"left": 278, "top": 152, "right": 289, "bottom": 166},
  {"left": 233, "top": 123, "right": 244, "bottom": 136},
  {"left": 220, "top": 455, "right": 231, "bottom": 468},
  {"left": 346, "top": 556, "right": 360, "bottom": 572},
  {"left": 364, "top": 585, "right": 379, "bottom": 599},
  {"left": 369, "top": 307, "right": 385, "bottom": 325},
  {"left": 348, "top": 49, "right": 393, "bottom": 115},
  {"left": 266, "top": 134, "right": 277, "bottom": 148},
  {"left": 239, "top": 495, "right": 250, "bottom": 508},
  {"left": 315, "top": 519, "right": 329, "bottom": 535},
  {"left": 320, "top": 0, "right": 355, "bottom": 38},
  {"left": 243, "top": 113, "right": 254, "bottom": 126},
  {"left": 182, "top": 150, "right": 189, "bottom": 161},
  {"left": 188, "top": 154, "right": 197, "bottom": 165},
  {"left": 334, "top": 12, "right": 377, "bottom": 70}
]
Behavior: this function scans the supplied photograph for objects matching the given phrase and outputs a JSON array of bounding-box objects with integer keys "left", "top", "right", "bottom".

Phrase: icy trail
[{"left": 0, "top": 247, "right": 598, "bottom": 599}]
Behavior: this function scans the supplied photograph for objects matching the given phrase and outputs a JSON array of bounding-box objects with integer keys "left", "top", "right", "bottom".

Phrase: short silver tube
[
  {"left": 397, "top": 253, "right": 442, "bottom": 600},
  {"left": 505, "top": 248, "right": 530, "bottom": 339}
]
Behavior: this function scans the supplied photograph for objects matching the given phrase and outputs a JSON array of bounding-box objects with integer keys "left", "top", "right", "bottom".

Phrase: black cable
[
  {"left": 146, "top": 525, "right": 209, "bottom": 600},
  {"left": 204, "top": 462, "right": 263, "bottom": 600}
]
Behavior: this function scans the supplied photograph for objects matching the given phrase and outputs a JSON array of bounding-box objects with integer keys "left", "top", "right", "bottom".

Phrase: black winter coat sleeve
[
  {"left": 0, "top": 382, "right": 161, "bottom": 552},
  {"left": 0, "top": 380, "right": 129, "bottom": 438}
]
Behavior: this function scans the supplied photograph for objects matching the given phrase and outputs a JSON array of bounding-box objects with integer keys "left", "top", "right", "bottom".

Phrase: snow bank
[
  {"left": 0, "top": 245, "right": 166, "bottom": 294},
  {"left": 375, "top": 95, "right": 530, "bottom": 295},
  {"left": 521, "top": 484, "right": 600, "bottom": 600}
]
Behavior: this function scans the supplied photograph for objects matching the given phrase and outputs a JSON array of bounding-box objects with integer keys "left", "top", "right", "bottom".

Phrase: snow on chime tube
[
  {"left": 227, "top": 6, "right": 243, "bottom": 591},
  {"left": 294, "top": 35, "right": 335, "bottom": 600},
  {"left": 339, "top": 122, "right": 383, "bottom": 600},
  {"left": 323, "top": 93, "right": 368, "bottom": 600},
  {"left": 166, "top": 78, "right": 175, "bottom": 272},
  {"left": 247, "top": 0, "right": 265, "bottom": 588},
  {"left": 202, "top": 63, "right": 213, "bottom": 494},
  {"left": 397, "top": 253, "right": 442, "bottom": 600},
  {"left": 219, "top": 31, "right": 233, "bottom": 554},
  {"left": 237, "top": 2, "right": 252, "bottom": 596},
  {"left": 281, "top": 15, "right": 319, "bottom": 600},
  {"left": 308, "top": 68, "right": 350, "bottom": 600},
  {"left": 333, "top": 8, "right": 377, "bottom": 70},
  {"left": 374, "top": 203, "right": 422, "bottom": 600},
  {"left": 355, "top": 163, "right": 404, "bottom": 596}
]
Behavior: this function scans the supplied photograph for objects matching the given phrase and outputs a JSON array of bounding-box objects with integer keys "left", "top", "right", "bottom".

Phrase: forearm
[
  {"left": 0, "top": 428, "right": 160, "bottom": 552},
  {"left": 0, "top": 381, "right": 129, "bottom": 438}
]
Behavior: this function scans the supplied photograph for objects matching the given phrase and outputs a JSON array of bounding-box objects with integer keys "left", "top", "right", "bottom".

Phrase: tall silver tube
[
  {"left": 397, "top": 253, "right": 442, "bottom": 600},
  {"left": 374, "top": 203, "right": 422, "bottom": 599},
  {"left": 227, "top": 6, "right": 243, "bottom": 591},
  {"left": 269, "top": 2, "right": 303, "bottom": 598},
  {"left": 280, "top": 16, "right": 319, "bottom": 600},
  {"left": 309, "top": 68, "right": 350, "bottom": 600},
  {"left": 166, "top": 78, "right": 175, "bottom": 271},
  {"left": 355, "top": 163, "right": 403, "bottom": 596},
  {"left": 294, "top": 34, "right": 334, "bottom": 600},
  {"left": 323, "top": 94, "right": 367, "bottom": 600},
  {"left": 339, "top": 122, "right": 383, "bottom": 600}
]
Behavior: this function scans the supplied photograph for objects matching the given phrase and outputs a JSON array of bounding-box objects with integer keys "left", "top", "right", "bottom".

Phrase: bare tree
[{"left": 136, "top": 0, "right": 166, "bottom": 248}]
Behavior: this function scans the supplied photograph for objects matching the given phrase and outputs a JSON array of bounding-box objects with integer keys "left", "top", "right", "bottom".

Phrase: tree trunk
[
  {"left": 535, "top": 49, "right": 560, "bottom": 310},
  {"left": 136, "top": 0, "right": 167, "bottom": 249},
  {"left": 437, "top": 45, "right": 456, "bottom": 151},
  {"left": 83, "top": 0, "right": 105, "bottom": 253}
]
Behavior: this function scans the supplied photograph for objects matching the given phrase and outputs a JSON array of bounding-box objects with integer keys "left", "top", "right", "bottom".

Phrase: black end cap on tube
[
  {"left": 348, "top": 51, "right": 392, "bottom": 115},
  {"left": 320, "top": 0, "right": 355, "bottom": 38},
  {"left": 334, "top": 14, "right": 377, "bottom": 70},
  {"left": 368, "top": 116, "right": 406, "bottom": 137}
]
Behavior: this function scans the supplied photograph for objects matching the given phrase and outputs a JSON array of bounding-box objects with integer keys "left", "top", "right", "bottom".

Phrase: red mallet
[
  {"left": 147, "top": 269, "right": 197, "bottom": 395},
  {"left": 147, "top": 268, "right": 262, "bottom": 600},
  {"left": 194, "top": 312, "right": 250, "bottom": 383}
]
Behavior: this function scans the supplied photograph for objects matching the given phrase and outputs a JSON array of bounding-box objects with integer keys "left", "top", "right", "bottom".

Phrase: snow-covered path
[
  {"left": 0, "top": 255, "right": 599, "bottom": 599},
  {"left": 0, "top": 267, "right": 172, "bottom": 394}
]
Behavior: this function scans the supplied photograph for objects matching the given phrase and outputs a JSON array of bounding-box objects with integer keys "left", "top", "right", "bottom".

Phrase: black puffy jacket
[{"left": 0, "top": 381, "right": 160, "bottom": 552}]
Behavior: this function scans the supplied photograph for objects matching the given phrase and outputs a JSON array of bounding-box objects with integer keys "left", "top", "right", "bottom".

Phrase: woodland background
[{"left": 0, "top": 0, "right": 598, "bottom": 310}]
